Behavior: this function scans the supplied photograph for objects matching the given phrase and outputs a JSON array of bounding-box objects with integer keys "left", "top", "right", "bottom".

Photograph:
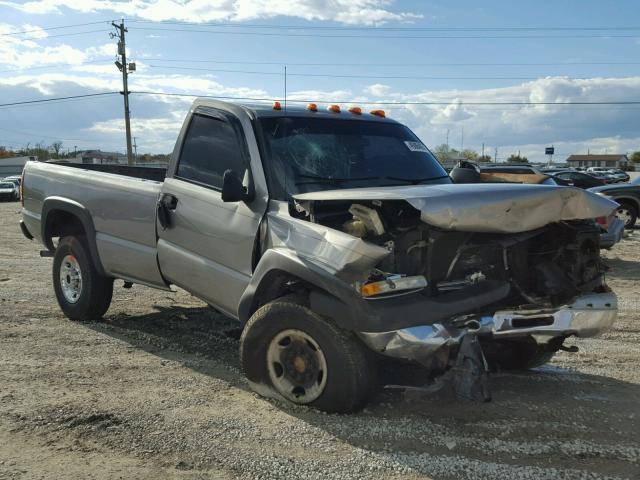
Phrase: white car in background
[{"left": 0, "top": 181, "right": 18, "bottom": 201}]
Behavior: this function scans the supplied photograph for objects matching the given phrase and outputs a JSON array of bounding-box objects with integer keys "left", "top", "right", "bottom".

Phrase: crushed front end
[{"left": 286, "top": 184, "right": 619, "bottom": 400}]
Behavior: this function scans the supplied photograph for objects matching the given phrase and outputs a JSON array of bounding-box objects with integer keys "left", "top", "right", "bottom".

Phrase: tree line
[{"left": 432, "top": 144, "right": 528, "bottom": 164}]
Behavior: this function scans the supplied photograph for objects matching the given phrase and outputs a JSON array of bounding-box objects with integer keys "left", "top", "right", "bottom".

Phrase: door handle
[{"left": 158, "top": 193, "right": 178, "bottom": 230}]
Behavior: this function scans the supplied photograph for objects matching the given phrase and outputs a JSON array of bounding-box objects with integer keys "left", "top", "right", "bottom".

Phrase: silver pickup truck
[{"left": 20, "top": 99, "right": 619, "bottom": 412}]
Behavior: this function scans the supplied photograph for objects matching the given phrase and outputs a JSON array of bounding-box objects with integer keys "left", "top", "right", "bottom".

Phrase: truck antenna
[{"left": 284, "top": 65, "right": 287, "bottom": 111}]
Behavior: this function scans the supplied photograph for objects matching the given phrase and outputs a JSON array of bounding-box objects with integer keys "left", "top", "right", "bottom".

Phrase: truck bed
[
  {"left": 48, "top": 161, "right": 167, "bottom": 182},
  {"left": 22, "top": 161, "right": 167, "bottom": 288}
]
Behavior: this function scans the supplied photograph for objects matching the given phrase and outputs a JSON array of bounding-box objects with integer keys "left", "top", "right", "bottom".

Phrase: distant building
[
  {"left": 0, "top": 156, "right": 36, "bottom": 178},
  {"left": 566, "top": 154, "right": 629, "bottom": 169}
]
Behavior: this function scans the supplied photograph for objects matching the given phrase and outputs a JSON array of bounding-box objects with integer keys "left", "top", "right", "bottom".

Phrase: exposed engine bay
[{"left": 293, "top": 198, "right": 605, "bottom": 310}]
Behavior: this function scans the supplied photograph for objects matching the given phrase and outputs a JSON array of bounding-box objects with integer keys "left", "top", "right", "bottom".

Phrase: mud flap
[{"left": 451, "top": 333, "right": 491, "bottom": 402}]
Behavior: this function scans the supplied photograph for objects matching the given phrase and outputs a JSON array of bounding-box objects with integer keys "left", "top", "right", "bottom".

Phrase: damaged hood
[{"left": 293, "top": 183, "right": 619, "bottom": 234}]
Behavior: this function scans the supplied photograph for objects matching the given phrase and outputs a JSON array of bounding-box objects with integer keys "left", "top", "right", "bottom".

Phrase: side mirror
[{"left": 221, "top": 169, "right": 254, "bottom": 202}]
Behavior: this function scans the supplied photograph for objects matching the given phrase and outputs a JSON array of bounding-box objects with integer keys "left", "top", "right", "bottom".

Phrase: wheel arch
[
  {"left": 613, "top": 195, "right": 640, "bottom": 212},
  {"left": 41, "top": 197, "right": 106, "bottom": 276},
  {"left": 237, "top": 248, "right": 360, "bottom": 330}
]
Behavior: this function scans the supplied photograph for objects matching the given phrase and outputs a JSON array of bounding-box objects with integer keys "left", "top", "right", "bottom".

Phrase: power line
[
  {"left": 145, "top": 58, "right": 640, "bottom": 67},
  {"left": 5, "top": 29, "right": 111, "bottom": 40},
  {"left": 0, "top": 59, "right": 113, "bottom": 75},
  {"left": 1, "top": 91, "right": 638, "bottom": 113},
  {"left": 131, "top": 90, "right": 640, "bottom": 106},
  {"left": 146, "top": 64, "right": 628, "bottom": 81},
  {"left": 0, "top": 20, "right": 112, "bottom": 37},
  {"left": 131, "top": 26, "right": 640, "bottom": 39},
  {"left": 127, "top": 20, "right": 640, "bottom": 32},
  {"left": 0, "top": 92, "right": 120, "bottom": 108}
]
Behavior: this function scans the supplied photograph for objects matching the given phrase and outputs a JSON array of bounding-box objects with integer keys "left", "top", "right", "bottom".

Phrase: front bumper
[{"left": 359, "top": 292, "right": 617, "bottom": 362}]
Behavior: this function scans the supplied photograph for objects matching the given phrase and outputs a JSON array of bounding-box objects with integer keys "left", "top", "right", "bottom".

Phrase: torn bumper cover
[{"left": 358, "top": 292, "right": 617, "bottom": 363}]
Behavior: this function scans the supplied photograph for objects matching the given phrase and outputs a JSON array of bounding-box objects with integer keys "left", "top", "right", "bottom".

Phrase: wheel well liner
[{"left": 41, "top": 197, "right": 106, "bottom": 276}]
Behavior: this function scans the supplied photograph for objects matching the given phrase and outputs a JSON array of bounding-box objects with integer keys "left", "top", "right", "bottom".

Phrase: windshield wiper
[
  {"left": 295, "top": 174, "right": 380, "bottom": 186},
  {"left": 384, "top": 175, "right": 449, "bottom": 185}
]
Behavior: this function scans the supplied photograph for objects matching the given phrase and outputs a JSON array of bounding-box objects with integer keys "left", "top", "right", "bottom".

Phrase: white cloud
[
  {"left": 363, "top": 83, "right": 391, "bottom": 97},
  {"left": 0, "top": 0, "right": 422, "bottom": 25},
  {"left": 430, "top": 98, "right": 475, "bottom": 124}
]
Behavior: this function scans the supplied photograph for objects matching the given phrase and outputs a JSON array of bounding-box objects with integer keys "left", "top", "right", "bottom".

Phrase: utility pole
[
  {"left": 284, "top": 65, "right": 287, "bottom": 111},
  {"left": 482, "top": 142, "right": 485, "bottom": 158},
  {"left": 133, "top": 137, "right": 138, "bottom": 162},
  {"left": 494, "top": 147, "right": 498, "bottom": 163},
  {"left": 460, "top": 127, "right": 464, "bottom": 152},
  {"left": 111, "top": 20, "right": 135, "bottom": 165},
  {"left": 446, "top": 129, "right": 449, "bottom": 151}
]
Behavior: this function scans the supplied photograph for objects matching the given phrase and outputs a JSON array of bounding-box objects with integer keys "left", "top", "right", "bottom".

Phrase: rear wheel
[
  {"left": 615, "top": 201, "right": 638, "bottom": 229},
  {"left": 52, "top": 236, "right": 113, "bottom": 321},
  {"left": 240, "top": 297, "right": 377, "bottom": 412}
]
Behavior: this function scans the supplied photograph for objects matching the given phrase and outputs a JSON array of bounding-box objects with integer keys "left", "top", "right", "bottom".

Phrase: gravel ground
[{"left": 1, "top": 200, "right": 639, "bottom": 480}]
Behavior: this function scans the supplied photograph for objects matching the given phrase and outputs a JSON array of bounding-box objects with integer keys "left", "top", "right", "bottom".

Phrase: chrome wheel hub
[
  {"left": 59, "top": 255, "right": 83, "bottom": 304},
  {"left": 616, "top": 207, "right": 632, "bottom": 226},
  {"left": 266, "top": 329, "right": 328, "bottom": 404}
]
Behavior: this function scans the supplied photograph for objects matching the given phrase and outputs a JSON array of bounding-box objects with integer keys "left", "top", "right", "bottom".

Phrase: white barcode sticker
[{"left": 404, "top": 141, "right": 429, "bottom": 152}]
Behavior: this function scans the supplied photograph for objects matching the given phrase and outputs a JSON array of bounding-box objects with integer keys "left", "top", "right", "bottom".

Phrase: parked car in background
[
  {"left": 607, "top": 169, "right": 630, "bottom": 183},
  {"left": 588, "top": 171, "right": 617, "bottom": 184},
  {"left": 551, "top": 171, "right": 606, "bottom": 189},
  {"left": 586, "top": 167, "right": 628, "bottom": 183},
  {"left": 589, "top": 176, "right": 640, "bottom": 229},
  {"left": 0, "top": 181, "right": 18, "bottom": 201},
  {"left": 2, "top": 175, "right": 22, "bottom": 187}
]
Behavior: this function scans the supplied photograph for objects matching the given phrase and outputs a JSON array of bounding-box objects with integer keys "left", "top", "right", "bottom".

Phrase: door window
[{"left": 176, "top": 112, "right": 248, "bottom": 189}]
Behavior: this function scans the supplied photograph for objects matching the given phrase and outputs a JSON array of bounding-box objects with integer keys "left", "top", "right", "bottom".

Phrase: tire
[
  {"left": 240, "top": 297, "right": 377, "bottom": 413},
  {"left": 52, "top": 236, "right": 113, "bottom": 321},
  {"left": 615, "top": 201, "right": 638, "bottom": 229},
  {"left": 482, "top": 338, "right": 556, "bottom": 371}
]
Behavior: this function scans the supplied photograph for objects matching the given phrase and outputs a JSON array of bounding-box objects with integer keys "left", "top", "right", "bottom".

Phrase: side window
[{"left": 176, "top": 113, "right": 248, "bottom": 189}]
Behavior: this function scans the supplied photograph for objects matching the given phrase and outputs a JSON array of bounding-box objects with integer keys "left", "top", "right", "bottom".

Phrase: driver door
[{"left": 156, "top": 108, "right": 264, "bottom": 317}]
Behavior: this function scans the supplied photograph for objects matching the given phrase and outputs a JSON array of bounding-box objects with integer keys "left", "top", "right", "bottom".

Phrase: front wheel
[
  {"left": 616, "top": 201, "right": 638, "bottom": 229},
  {"left": 52, "top": 236, "right": 113, "bottom": 321},
  {"left": 240, "top": 297, "right": 377, "bottom": 413}
]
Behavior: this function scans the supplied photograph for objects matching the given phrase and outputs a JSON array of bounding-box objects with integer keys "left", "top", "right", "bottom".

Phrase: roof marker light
[
  {"left": 327, "top": 104, "right": 341, "bottom": 113},
  {"left": 370, "top": 109, "right": 386, "bottom": 118},
  {"left": 307, "top": 103, "right": 318, "bottom": 112},
  {"left": 273, "top": 101, "right": 282, "bottom": 110},
  {"left": 348, "top": 106, "right": 362, "bottom": 115}
]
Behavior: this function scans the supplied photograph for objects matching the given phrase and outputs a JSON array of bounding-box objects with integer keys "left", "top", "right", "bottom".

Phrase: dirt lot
[{"left": 1, "top": 200, "right": 639, "bottom": 480}]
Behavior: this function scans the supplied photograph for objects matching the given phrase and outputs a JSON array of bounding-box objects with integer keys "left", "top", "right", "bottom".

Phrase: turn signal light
[
  {"left": 361, "top": 275, "right": 427, "bottom": 298},
  {"left": 370, "top": 109, "right": 386, "bottom": 117},
  {"left": 273, "top": 101, "right": 282, "bottom": 110},
  {"left": 348, "top": 106, "right": 362, "bottom": 115},
  {"left": 307, "top": 103, "right": 318, "bottom": 112},
  {"left": 327, "top": 104, "right": 341, "bottom": 113}
]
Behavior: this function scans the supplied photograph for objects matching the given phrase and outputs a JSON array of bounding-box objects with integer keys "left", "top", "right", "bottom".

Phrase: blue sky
[{"left": 0, "top": 0, "right": 639, "bottom": 161}]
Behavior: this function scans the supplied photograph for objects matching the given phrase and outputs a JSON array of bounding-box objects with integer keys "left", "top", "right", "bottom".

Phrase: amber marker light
[
  {"left": 307, "top": 103, "right": 318, "bottom": 112},
  {"left": 273, "top": 101, "right": 282, "bottom": 110},
  {"left": 370, "top": 109, "right": 386, "bottom": 117},
  {"left": 327, "top": 104, "right": 341, "bottom": 113},
  {"left": 348, "top": 106, "right": 362, "bottom": 115}
]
